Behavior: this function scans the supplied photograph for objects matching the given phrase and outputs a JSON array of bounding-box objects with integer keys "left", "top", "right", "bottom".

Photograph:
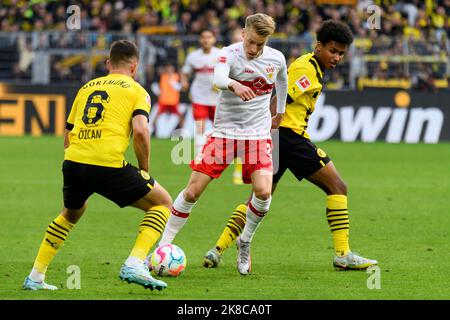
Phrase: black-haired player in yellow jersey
[
  {"left": 23, "top": 40, "right": 171, "bottom": 291},
  {"left": 204, "top": 20, "right": 377, "bottom": 271}
]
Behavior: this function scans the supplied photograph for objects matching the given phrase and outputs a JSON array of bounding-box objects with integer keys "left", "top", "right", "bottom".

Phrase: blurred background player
[
  {"left": 157, "top": 13, "right": 287, "bottom": 276},
  {"left": 151, "top": 63, "right": 184, "bottom": 137},
  {"left": 23, "top": 40, "right": 172, "bottom": 291},
  {"left": 181, "top": 29, "right": 220, "bottom": 156},
  {"left": 204, "top": 20, "right": 377, "bottom": 271}
]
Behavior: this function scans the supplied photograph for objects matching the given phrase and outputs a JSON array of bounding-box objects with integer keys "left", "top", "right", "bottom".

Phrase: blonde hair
[{"left": 245, "top": 13, "right": 276, "bottom": 37}]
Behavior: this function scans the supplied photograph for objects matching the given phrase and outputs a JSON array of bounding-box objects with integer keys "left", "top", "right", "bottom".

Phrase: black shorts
[
  {"left": 273, "top": 127, "right": 331, "bottom": 183},
  {"left": 62, "top": 160, "right": 155, "bottom": 209}
]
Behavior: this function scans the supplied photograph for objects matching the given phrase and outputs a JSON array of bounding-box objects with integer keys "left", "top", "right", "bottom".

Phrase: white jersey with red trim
[
  {"left": 212, "top": 42, "right": 288, "bottom": 140},
  {"left": 181, "top": 47, "right": 221, "bottom": 106}
]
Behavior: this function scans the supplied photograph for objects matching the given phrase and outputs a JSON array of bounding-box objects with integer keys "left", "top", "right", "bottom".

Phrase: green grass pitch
[{"left": 0, "top": 136, "right": 449, "bottom": 300}]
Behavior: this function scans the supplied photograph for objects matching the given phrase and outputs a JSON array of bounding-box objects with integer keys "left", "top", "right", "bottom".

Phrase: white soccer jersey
[
  {"left": 182, "top": 47, "right": 221, "bottom": 106},
  {"left": 212, "top": 42, "right": 288, "bottom": 140}
]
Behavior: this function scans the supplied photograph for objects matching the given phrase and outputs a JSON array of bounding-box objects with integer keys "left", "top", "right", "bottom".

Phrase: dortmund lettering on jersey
[
  {"left": 280, "top": 52, "right": 323, "bottom": 139},
  {"left": 65, "top": 73, "right": 151, "bottom": 168}
]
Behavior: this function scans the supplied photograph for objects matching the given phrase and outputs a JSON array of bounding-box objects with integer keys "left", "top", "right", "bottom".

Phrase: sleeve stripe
[
  {"left": 132, "top": 109, "right": 149, "bottom": 122},
  {"left": 65, "top": 122, "right": 74, "bottom": 130}
]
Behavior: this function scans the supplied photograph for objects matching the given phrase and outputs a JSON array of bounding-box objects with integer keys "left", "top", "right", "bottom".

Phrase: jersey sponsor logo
[
  {"left": 217, "top": 56, "right": 227, "bottom": 63},
  {"left": 253, "top": 77, "right": 267, "bottom": 88},
  {"left": 244, "top": 68, "right": 255, "bottom": 74},
  {"left": 296, "top": 75, "right": 311, "bottom": 92},
  {"left": 234, "top": 77, "right": 274, "bottom": 96}
]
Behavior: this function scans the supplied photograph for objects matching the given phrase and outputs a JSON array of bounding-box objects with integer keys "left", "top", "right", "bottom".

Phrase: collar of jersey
[{"left": 310, "top": 54, "right": 324, "bottom": 76}]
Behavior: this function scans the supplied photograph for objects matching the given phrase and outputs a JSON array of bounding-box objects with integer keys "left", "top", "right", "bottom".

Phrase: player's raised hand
[{"left": 229, "top": 81, "right": 256, "bottom": 101}]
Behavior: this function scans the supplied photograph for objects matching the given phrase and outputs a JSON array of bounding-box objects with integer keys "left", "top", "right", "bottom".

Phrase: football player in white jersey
[
  {"left": 158, "top": 13, "right": 288, "bottom": 275},
  {"left": 181, "top": 29, "right": 221, "bottom": 156}
]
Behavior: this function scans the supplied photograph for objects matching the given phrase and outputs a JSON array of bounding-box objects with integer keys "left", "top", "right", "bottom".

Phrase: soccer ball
[{"left": 149, "top": 244, "right": 187, "bottom": 277}]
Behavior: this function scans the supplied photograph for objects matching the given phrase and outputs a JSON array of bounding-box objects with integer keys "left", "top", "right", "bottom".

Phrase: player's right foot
[
  {"left": 119, "top": 263, "right": 167, "bottom": 291},
  {"left": 333, "top": 251, "right": 378, "bottom": 270},
  {"left": 203, "top": 248, "right": 222, "bottom": 268},
  {"left": 22, "top": 277, "right": 58, "bottom": 291},
  {"left": 236, "top": 236, "right": 251, "bottom": 275}
]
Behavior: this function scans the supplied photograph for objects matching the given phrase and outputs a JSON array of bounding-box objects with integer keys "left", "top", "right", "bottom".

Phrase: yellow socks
[
  {"left": 129, "top": 206, "right": 170, "bottom": 261},
  {"left": 233, "top": 157, "right": 244, "bottom": 185},
  {"left": 215, "top": 204, "right": 247, "bottom": 255},
  {"left": 33, "top": 214, "right": 74, "bottom": 275},
  {"left": 326, "top": 195, "right": 350, "bottom": 256}
]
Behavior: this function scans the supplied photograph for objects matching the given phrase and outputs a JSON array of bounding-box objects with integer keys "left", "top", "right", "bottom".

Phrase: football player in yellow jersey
[
  {"left": 204, "top": 20, "right": 377, "bottom": 271},
  {"left": 23, "top": 40, "right": 172, "bottom": 291}
]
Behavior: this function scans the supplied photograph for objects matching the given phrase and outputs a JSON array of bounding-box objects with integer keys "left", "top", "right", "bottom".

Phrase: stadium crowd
[{"left": 0, "top": 0, "right": 448, "bottom": 90}]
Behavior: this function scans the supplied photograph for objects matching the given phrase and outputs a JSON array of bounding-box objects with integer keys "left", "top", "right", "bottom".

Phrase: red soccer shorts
[
  {"left": 158, "top": 103, "right": 180, "bottom": 116},
  {"left": 192, "top": 103, "right": 216, "bottom": 121},
  {"left": 190, "top": 137, "right": 273, "bottom": 184}
]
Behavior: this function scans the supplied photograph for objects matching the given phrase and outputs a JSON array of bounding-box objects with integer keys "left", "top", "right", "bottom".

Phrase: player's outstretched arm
[{"left": 132, "top": 114, "right": 150, "bottom": 172}]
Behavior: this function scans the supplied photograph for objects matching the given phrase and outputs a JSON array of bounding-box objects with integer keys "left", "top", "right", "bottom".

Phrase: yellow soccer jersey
[
  {"left": 65, "top": 73, "right": 151, "bottom": 168},
  {"left": 280, "top": 52, "right": 323, "bottom": 140}
]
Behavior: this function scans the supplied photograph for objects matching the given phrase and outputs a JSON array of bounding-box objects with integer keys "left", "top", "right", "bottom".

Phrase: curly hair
[{"left": 316, "top": 20, "right": 354, "bottom": 46}]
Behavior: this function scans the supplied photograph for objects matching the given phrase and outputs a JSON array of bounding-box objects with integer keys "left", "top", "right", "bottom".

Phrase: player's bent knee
[
  {"left": 336, "top": 180, "right": 347, "bottom": 195},
  {"left": 328, "top": 179, "right": 347, "bottom": 195},
  {"left": 160, "top": 193, "right": 173, "bottom": 208},
  {"left": 183, "top": 188, "right": 200, "bottom": 203}
]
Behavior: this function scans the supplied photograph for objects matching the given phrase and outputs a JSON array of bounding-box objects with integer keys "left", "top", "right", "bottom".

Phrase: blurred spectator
[
  {"left": 151, "top": 64, "right": 184, "bottom": 136},
  {"left": 326, "top": 70, "right": 345, "bottom": 90}
]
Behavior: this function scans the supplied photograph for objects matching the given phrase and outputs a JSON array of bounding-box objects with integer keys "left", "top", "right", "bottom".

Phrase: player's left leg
[
  {"left": 236, "top": 169, "right": 273, "bottom": 275},
  {"left": 118, "top": 183, "right": 173, "bottom": 291},
  {"left": 23, "top": 205, "right": 86, "bottom": 290},
  {"left": 24, "top": 160, "right": 92, "bottom": 290},
  {"left": 203, "top": 135, "right": 287, "bottom": 268},
  {"left": 126, "top": 183, "right": 172, "bottom": 267},
  {"left": 306, "top": 162, "right": 377, "bottom": 270}
]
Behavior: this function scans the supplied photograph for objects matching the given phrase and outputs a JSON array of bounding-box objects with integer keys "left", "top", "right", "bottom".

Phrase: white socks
[
  {"left": 29, "top": 268, "right": 45, "bottom": 283},
  {"left": 240, "top": 193, "right": 271, "bottom": 242},
  {"left": 159, "top": 190, "right": 196, "bottom": 245}
]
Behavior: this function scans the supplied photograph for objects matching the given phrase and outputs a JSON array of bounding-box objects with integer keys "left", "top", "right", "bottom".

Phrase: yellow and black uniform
[
  {"left": 63, "top": 73, "right": 155, "bottom": 209},
  {"left": 273, "top": 53, "right": 331, "bottom": 182}
]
